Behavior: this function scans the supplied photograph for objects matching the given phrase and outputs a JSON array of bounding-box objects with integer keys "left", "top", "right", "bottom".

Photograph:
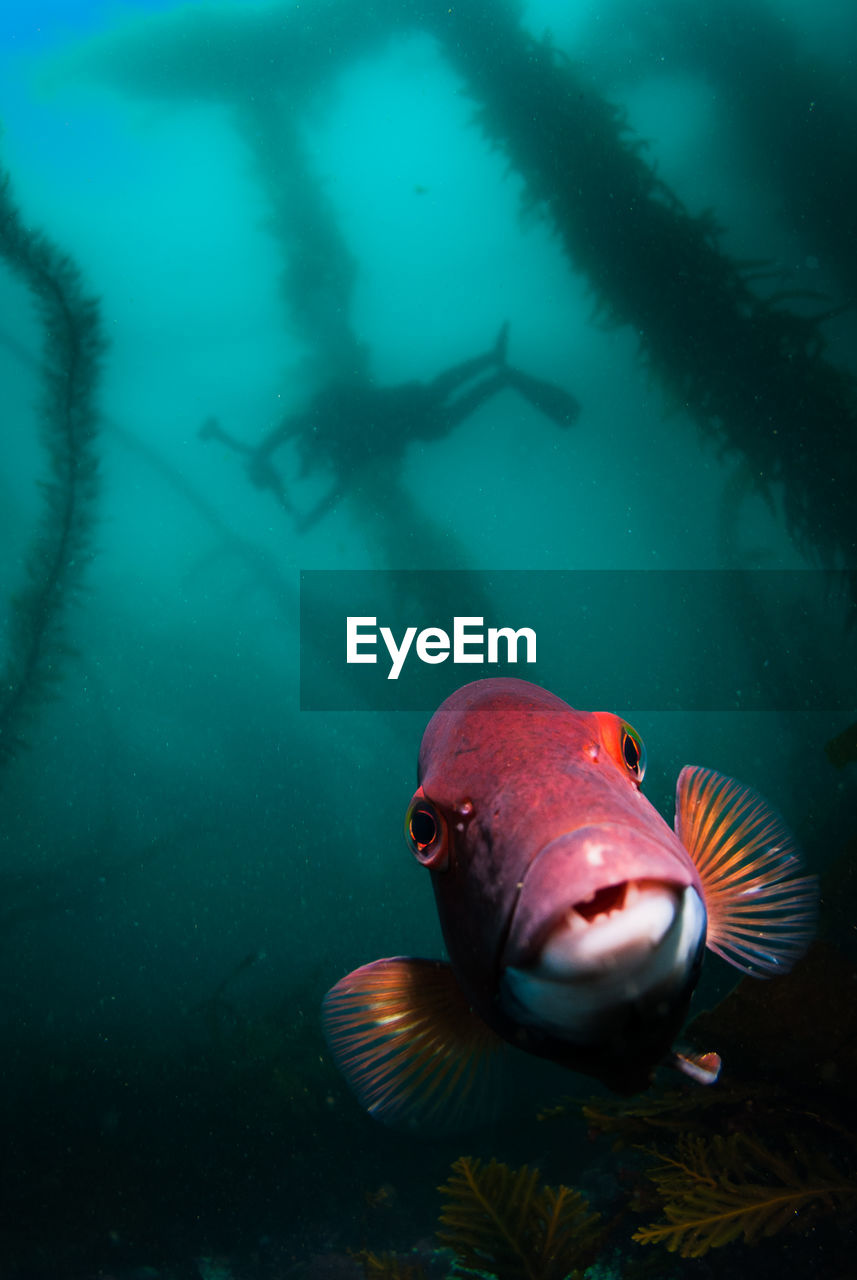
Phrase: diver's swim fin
[{"left": 507, "top": 367, "right": 580, "bottom": 426}]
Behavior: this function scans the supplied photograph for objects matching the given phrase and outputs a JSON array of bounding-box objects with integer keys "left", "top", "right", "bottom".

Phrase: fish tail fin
[
  {"left": 321, "top": 957, "right": 504, "bottom": 1132},
  {"left": 675, "top": 766, "right": 817, "bottom": 977}
]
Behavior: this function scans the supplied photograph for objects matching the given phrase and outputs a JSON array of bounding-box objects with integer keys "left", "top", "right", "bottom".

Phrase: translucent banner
[{"left": 299, "top": 569, "right": 856, "bottom": 712}]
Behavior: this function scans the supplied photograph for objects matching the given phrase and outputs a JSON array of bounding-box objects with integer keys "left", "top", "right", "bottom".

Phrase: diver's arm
[
  {"left": 199, "top": 414, "right": 295, "bottom": 511},
  {"left": 198, "top": 416, "right": 254, "bottom": 454},
  {"left": 254, "top": 410, "right": 307, "bottom": 460}
]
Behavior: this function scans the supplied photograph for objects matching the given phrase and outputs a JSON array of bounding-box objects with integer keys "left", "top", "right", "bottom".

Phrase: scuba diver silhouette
[{"left": 200, "top": 324, "right": 580, "bottom": 532}]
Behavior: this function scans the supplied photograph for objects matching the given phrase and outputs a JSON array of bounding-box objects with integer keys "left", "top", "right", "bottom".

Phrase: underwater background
[{"left": 1, "top": 1, "right": 856, "bottom": 1277}]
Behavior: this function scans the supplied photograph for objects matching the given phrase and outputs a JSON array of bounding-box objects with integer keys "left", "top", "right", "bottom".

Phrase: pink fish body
[{"left": 323, "top": 679, "right": 816, "bottom": 1125}]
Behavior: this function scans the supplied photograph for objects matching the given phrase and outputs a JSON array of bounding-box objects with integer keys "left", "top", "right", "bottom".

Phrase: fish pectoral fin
[
  {"left": 321, "top": 956, "right": 503, "bottom": 1132},
  {"left": 675, "top": 765, "right": 817, "bottom": 977},
  {"left": 669, "top": 1047, "right": 722, "bottom": 1086}
]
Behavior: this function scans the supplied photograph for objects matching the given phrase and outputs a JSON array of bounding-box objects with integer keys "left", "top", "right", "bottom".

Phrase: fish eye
[
  {"left": 405, "top": 794, "right": 449, "bottom": 870},
  {"left": 621, "top": 723, "right": 646, "bottom": 782},
  {"left": 410, "top": 806, "right": 437, "bottom": 849},
  {"left": 592, "top": 711, "right": 647, "bottom": 785}
]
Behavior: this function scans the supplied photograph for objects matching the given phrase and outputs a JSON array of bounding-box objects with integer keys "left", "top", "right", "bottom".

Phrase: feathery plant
[
  {"left": 438, "top": 1156, "right": 602, "bottom": 1280},
  {"left": 0, "top": 157, "right": 104, "bottom": 777},
  {"left": 633, "top": 1132, "right": 857, "bottom": 1257}
]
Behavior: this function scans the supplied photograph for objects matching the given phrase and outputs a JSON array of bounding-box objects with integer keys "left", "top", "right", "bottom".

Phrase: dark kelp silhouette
[
  {"left": 50, "top": 1, "right": 384, "bottom": 383},
  {"left": 426, "top": 1, "right": 857, "bottom": 576},
  {"left": 0, "top": 322, "right": 309, "bottom": 644},
  {"left": 62, "top": 0, "right": 857, "bottom": 583},
  {"left": 0, "top": 159, "right": 103, "bottom": 777},
  {"left": 234, "top": 90, "right": 369, "bottom": 384},
  {"left": 586, "top": 0, "right": 857, "bottom": 304}
]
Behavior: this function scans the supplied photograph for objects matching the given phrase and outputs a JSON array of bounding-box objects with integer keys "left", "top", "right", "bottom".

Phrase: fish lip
[
  {"left": 500, "top": 883, "right": 708, "bottom": 1044},
  {"left": 501, "top": 822, "right": 698, "bottom": 972},
  {"left": 531, "top": 878, "right": 684, "bottom": 980}
]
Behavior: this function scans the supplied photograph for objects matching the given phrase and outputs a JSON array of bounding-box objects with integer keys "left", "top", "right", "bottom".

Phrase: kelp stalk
[
  {"left": 0, "top": 161, "right": 103, "bottom": 774},
  {"left": 426, "top": 1, "right": 857, "bottom": 573}
]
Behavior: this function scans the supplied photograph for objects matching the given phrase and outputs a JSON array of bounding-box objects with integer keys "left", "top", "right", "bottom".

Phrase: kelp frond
[
  {"left": 541, "top": 1079, "right": 760, "bottom": 1144},
  {"left": 0, "top": 159, "right": 104, "bottom": 776},
  {"left": 437, "top": 1156, "right": 601, "bottom": 1280},
  {"left": 633, "top": 1132, "right": 857, "bottom": 1258},
  {"left": 577, "top": 1080, "right": 761, "bottom": 1142}
]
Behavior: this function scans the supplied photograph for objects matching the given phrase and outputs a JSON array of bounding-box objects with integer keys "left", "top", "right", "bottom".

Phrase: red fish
[{"left": 322, "top": 679, "right": 816, "bottom": 1126}]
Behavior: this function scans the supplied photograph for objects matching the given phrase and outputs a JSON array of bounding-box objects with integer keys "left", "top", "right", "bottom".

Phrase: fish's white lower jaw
[
  {"left": 502, "top": 885, "right": 706, "bottom": 1044},
  {"left": 540, "top": 881, "right": 680, "bottom": 975}
]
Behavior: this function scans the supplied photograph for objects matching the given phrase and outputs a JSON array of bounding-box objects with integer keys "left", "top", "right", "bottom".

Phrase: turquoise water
[{"left": 1, "top": 2, "right": 855, "bottom": 1276}]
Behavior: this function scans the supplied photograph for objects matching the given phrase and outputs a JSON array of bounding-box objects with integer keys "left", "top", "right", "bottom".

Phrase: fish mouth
[
  {"left": 498, "top": 823, "right": 707, "bottom": 1045},
  {"left": 502, "top": 879, "right": 706, "bottom": 1044},
  {"left": 538, "top": 878, "right": 683, "bottom": 977}
]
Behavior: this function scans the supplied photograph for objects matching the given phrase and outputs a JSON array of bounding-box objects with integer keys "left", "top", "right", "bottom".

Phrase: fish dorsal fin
[
  {"left": 675, "top": 765, "right": 817, "bottom": 977},
  {"left": 321, "top": 957, "right": 503, "bottom": 1132}
]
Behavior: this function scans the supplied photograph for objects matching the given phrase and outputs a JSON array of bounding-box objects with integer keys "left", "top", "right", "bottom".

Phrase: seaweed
[
  {"left": 0, "top": 159, "right": 103, "bottom": 778},
  {"left": 437, "top": 1156, "right": 602, "bottom": 1280},
  {"left": 576, "top": 1081, "right": 762, "bottom": 1143},
  {"left": 525, "top": 934, "right": 857, "bottom": 1274},
  {"left": 633, "top": 1132, "right": 857, "bottom": 1258},
  {"left": 427, "top": 3, "right": 857, "bottom": 581},
  {"left": 70, "top": 0, "right": 857, "bottom": 586}
]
